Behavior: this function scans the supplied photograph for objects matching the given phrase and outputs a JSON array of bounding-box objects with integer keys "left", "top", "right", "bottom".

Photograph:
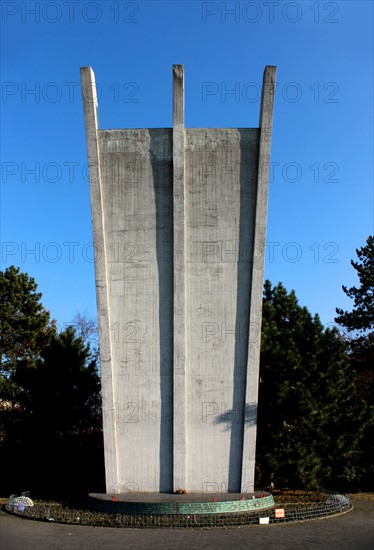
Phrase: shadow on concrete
[
  {"left": 227, "top": 130, "right": 259, "bottom": 491},
  {"left": 213, "top": 403, "right": 258, "bottom": 431},
  {"left": 150, "top": 129, "right": 174, "bottom": 492}
]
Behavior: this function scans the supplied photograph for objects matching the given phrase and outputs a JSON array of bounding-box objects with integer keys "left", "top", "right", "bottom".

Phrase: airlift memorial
[{"left": 81, "top": 65, "right": 276, "bottom": 502}]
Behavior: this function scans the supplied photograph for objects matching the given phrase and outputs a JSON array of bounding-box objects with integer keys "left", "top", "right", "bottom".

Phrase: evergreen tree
[
  {"left": 0, "top": 266, "right": 55, "bottom": 368},
  {"left": 335, "top": 236, "right": 373, "bottom": 333},
  {"left": 14, "top": 326, "right": 101, "bottom": 436},
  {"left": 0, "top": 266, "right": 56, "bottom": 402},
  {"left": 0, "top": 266, "right": 103, "bottom": 498},
  {"left": 335, "top": 237, "right": 374, "bottom": 488},
  {"left": 335, "top": 236, "right": 374, "bottom": 405},
  {"left": 1, "top": 326, "right": 103, "bottom": 498},
  {"left": 256, "top": 281, "right": 368, "bottom": 490}
]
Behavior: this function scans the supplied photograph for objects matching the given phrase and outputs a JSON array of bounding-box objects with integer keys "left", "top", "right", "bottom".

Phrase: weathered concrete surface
[
  {"left": 81, "top": 66, "right": 276, "bottom": 494},
  {"left": 173, "top": 65, "right": 187, "bottom": 491},
  {"left": 241, "top": 65, "right": 277, "bottom": 491},
  {"left": 80, "top": 67, "right": 119, "bottom": 491},
  {"left": 98, "top": 128, "right": 174, "bottom": 493},
  {"left": 185, "top": 128, "right": 260, "bottom": 493}
]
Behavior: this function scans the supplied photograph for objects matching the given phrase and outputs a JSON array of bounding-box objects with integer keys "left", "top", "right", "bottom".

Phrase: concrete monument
[{"left": 81, "top": 65, "right": 276, "bottom": 495}]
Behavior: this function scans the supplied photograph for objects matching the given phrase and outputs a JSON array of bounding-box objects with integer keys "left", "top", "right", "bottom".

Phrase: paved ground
[{"left": 1, "top": 500, "right": 373, "bottom": 550}]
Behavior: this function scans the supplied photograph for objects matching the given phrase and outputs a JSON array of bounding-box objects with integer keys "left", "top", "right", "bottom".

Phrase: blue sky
[{"left": 1, "top": 0, "right": 373, "bottom": 336}]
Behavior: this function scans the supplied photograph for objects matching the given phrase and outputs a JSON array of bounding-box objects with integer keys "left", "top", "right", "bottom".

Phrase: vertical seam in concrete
[
  {"left": 80, "top": 67, "right": 119, "bottom": 493},
  {"left": 172, "top": 64, "right": 187, "bottom": 491},
  {"left": 241, "top": 66, "right": 276, "bottom": 492}
]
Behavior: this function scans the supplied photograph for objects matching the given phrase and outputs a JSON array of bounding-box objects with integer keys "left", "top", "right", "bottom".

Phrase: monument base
[{"left": 87, "top": 491, "right": 274, "bottom": 515}]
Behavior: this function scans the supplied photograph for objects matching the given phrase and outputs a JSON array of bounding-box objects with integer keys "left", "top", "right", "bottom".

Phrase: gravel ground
[{"left": 1, "top": 498, "right": 373, "bottom": 550}]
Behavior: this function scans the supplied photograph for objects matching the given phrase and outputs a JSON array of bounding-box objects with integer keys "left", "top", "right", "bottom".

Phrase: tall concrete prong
[
  {"left": 241, "top": 65, "right": 276, "bottom": 493},
  {"left": 80, "top": 67, "right": 120, "bottom": 494},
  {"left": 172, "top": 64, "right": 187, "bottom": 491}
]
